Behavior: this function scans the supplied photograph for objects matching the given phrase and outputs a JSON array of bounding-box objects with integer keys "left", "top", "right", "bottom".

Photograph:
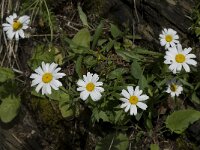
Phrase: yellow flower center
[
  {"left": 86, "top": 82, "right": 95, "bottom": 92},
  {"left": 129, "top": 96, "right": 138, "bottom": 105},
  {"left": 165, "top": 35, "right": 173, "bottom": 42},
  {"left": 12, "top": 20, "right": 22, "bottom": 31},
  {"left": 175, "top": 54, "right": 185, "bottom": 63},
  {"left": 170, "top": 84, "right": 177, "bottom": 92},
  {"left": 42, "top": 73, "right": 53, "bottom": 83}
]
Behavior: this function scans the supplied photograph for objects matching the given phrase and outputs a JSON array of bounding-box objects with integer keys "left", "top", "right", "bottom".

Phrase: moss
[
  {"left": 176, "top": 136, "right": 197, "bottom": 150},
  {"left": 30, "top": 98, "right": 62, "bottom": 127}
]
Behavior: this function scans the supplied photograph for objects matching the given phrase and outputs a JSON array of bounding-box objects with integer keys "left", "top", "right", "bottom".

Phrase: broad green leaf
[
  {"left": 99, "top": 111, "right": 109, "bottom": 122},
  {"left": 115, "top": 49, "right": 144, "bottom": 62},
  {"left": 108, "top": 68, "right": 129, "bottom": 79},
  {"left": 0, "top": 96, "right": 20, "bottom": 123},
  {"left": 46, "top": 88, "right": 73, "bottom": 118},
  {"left": 54, "top": 47, "right": 63, "bottom": 65},
  {"left": 28, "top": 45, "right": 55, "bottom": 70},
  {"left": 59, "top": 101, "right": 73, "bottom": 118},
  {"left": 78, "top": 5, "right": 89, "bottom": 27},
  {"left": 150, "top": 144, "right": 159, "bottom": 150},
  {"left": 84, "top": 55, "right": 97, "bottom": 67},
  {"left": 131, "top": 60, "right": 142, "bottom": 79},
  {"left": 114, "top": 110, "right": 125, "bottom": 124},
  {"left": 138, "top": 75, "right": 148, "bottom": 90},
  {"left": 165, "top": 109, "right": 200, "bottom": 134},
  {"left": 0, "top": 67, "right": 15, "bottom": 82},
  {"left": 110, "top": 24, "right": 122, "bottom": 38},
  {"left": 31, "top": 90, "right": 46, "bottom": 99},
  {"left": 133, "top": 47, "right": 162, "bottom": 57},
  {"left": 75, "top": 56, "right": 83, "bottom": 78},
  {"left": 114, "top": 42, "right": 121, "bottom": 50},
  {"left": 179, "top": 78, "right": 194, "bottom": 89},
  {"left": 65, "top": 37, "right": 93, "bottom": 54},
  {"left": 98, "top": 39, "right": 107, "bottom": 46},
  {"left": 191, "top": 92, "right": 200, "bottom": 104},
  {"left": 92, "top": 21, "right": 104, "bottom": 50},
  {"left": 195, "top": 27, "right": 200, "bottom": 36},
  {"left": 95, "top": 133, "right": 129, "bottom": 150},
  {"left": 46, "top": 87, "right": 69, "bottom": 102},
  {"left": 71, "top": 28, "right": 91, "bottom": 49}
]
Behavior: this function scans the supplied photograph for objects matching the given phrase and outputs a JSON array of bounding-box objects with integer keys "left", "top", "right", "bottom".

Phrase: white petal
[
  {"left": 22, "top": 25, "right": 28, "bottom": 29},
  {"left": 15, "top": 31, "right": 19, "bottom": 40},
  {"left": 77, "top": 87, "right": 85, "bottom": 91},
  {"left": 169, "top": 63, "right": 177, "bottom": 72},
  {"left": 183, "top": 63, "right": 190, "bottom": 72},
  {"left": 125, "top": 104, "right": 131, "bottom": 112},
  {"left": 3, "top": 26, "right": 12, "bottom": 31},
  {"left": 35, "top": 66, "right": 44, "bottom": 75},
  {"left": 83, "top": 75, "right": 88, "bottom": 83},
  {"left": 173, "top": 35, "right": 179, "bottom": 39},
  {"left": 91, "top": 73, "right": 99, "bottom": 83},
  {"left": 2, "top": 23, "right": 12, "bottom": 27},
  {"left": 54, "top": 73, "right": 66, "bottom": 79},
  {"left": 95, "top": 87, "right": 104, "bottom": 92},
  {"left": 95, "top": 82, "right": 103, "bottom": 86},
  {"left": 121, "top": 89, "right": 130, "bottom": 99},
  {"left": 183, "top": 47, "right": 192, "bottom": 54},
  {"left": 160, "top": 39, "right": 166, "bottom": 46},
  {"left": 45, "top": 63, "right": 50, "bottom": 72},
  {"left": 30, "top": 73, "right": 39, "bottom": 79},
  {"left": 50, "top": 82, "right": 59, "bottom": 90},
  {"left": 137, "top": 102, "right": 147, "bottom": 110},
  {"left": 119, "top": 98, "right": 129, "bottom": 103},
  {"left": 46, "top": 84, "right": 52, "bottom": 94},
  {"left": 35, "top": 82, "right": 44, "bottom": 93},
  {"left": 6, "top": 16, "right": 13, "bottom": 24},
  {"left": 7, "top": 30, "right": 15, "bottom": 40},
  {"left": 42, "top": 85, "right": 47, "bottom": 95},
  {"left": 186, "top": 59, "right": 197, "bottom": 66},
  {"left": 77, "top": 79, "right": 86, "bottom": 87},
  {"left": 176, "top": 63, "right": 182, "bottom": 71},
  {"left": 52, "top": 79, "right": 62, "bottom": 87},
  {"left": 127, "top": 86, "right": 134, "bottom": 95},
  {"left": 13, "top": 13, "right": 17, "bottom": 18},
  {"left": 18, "top": 29, "right": 25, "bottom": 38},
  {"left": 139, "top": 95, "right": 149, "bottom": 101},
  {"left": 42, "top": 62, "right": 47, "bottom": 72},
  {"left": 80, "top": 91, "right": 90, "bottom": 100},
  {"left": 171, "top": 92, "right": 176, "bottom": 97},
  {"left": 53, "top": 67, "right": 61, "bottom": 74},
  {"left": 49, "top": 63, "right": 58, "bottom": 72},
  {"left": 31, "top": 78, "right": 40, "bottom": 86},
  {"left": 131, "top": 105, "right": 137, "bottom": 116},
  {"left": 134, "top": 86, "right": 143, "bottom": 96},
  {"left": 120, "top": 102, "right": 128, "bottom": 108},
  {"left": 186, "top": 54, "right": 196, "bottom": 59},
  {"left": 87, "top": 72, "right": 93, "bottom": 82},
  {"left": 90, "top": 90, "right": 102, "bottom": 101}
]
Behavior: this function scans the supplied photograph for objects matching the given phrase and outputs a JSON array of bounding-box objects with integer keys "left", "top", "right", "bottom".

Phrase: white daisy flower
[
  {"left": 2, "top": 13, "right": 30, "bottom": 40},
  {"left": 30, "top": 62, "right": 66, "bottom": 95},
  {"left": 166, "top": 79, "right": 183, "bottom": 97},
  {"left": 120, "top": 86, "right": 149, "bottom": 116},
  {"left": 164, "top": 44, "right": 197, "bottom": 74},
  {"left": 77, "top": 72, "right": 104, "bottom": 101},
  {"left": 159, "top": 28, "right": 179, "bottom": 49}
]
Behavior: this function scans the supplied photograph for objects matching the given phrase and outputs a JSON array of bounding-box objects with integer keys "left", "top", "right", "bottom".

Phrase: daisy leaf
[
  {"left": 95, "top": 133, "right": 129, "bottom": 150},
  {"left": 165, "top": 109, "right": 200, "bottom": 134},
  {"left": 0, "top": 95, "right": 21, "bottom": 123},
  {"left": 0, "top": 67, "right": 15, "bottom": 82}
]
